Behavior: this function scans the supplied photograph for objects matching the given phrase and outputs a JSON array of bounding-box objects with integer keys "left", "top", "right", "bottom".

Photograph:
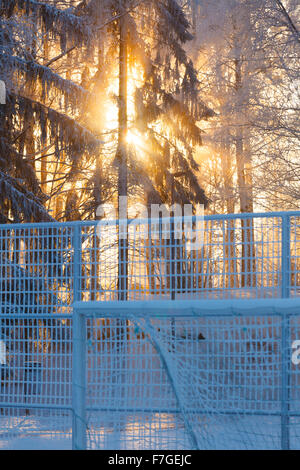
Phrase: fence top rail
[
  {"left": 0, "top": 312, "right": 71, "bottom": 320},
  {"left": 73, "top": 298, "right": 300, "bottom": 317},
  {"left": 0, "top": 210, "right": 299, "bottom": 231}
]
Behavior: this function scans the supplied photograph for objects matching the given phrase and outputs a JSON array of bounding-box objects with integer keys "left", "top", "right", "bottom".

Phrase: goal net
[{"left": 72, "top": 299, "right": 300, "bottom": 450}]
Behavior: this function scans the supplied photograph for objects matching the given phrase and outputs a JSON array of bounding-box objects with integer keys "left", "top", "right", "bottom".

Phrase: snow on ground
[
  {"left": 2, "top": 436, "right": 71, "bottom": 450},
  {"left": 0, "top": 413, "right": 72, "bottom": 450},
  {"left": 0, "top": 410, "right": 300, "bottom": 450}
]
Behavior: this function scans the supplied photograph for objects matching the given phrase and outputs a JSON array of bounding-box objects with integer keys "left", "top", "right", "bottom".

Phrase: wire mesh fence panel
[
  {"left": 0, "top": 224, "right": 75, "bottom": 315},
  {"left": 0, "top": 213, "right": 299, "bottom": 306},
  {"left": 0, "top": 316, "right": 72, "bottom": 449},
  {"left": 77, "top": 213, "right": 299, "bottom": 302},
  {"left": 291, "top": 216, "right": 300, "bottom": 296},
  {"left": 0, "top": 212, "right": 299, "bottom": 449}
]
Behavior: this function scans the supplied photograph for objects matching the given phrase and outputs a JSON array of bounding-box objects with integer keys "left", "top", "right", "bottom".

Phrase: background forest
[{"left": 0, "top": 0, "right": 299, "bottom": 224}]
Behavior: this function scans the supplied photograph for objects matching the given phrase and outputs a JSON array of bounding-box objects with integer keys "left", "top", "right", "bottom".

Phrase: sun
[{"left": 126, "top": 129, "right": 144, "bottom": 147}]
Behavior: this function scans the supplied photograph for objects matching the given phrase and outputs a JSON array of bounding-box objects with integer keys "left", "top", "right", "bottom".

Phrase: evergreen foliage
[{"left": 0, "top": 0, "right": 212, "bottom": 223}]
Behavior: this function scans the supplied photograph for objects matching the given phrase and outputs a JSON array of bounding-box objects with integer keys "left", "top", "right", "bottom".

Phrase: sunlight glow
[{"left": 126, "top": 129, "right": 144, "bottom": 147}]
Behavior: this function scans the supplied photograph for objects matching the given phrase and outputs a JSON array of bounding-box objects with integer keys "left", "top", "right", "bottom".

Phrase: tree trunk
[
  {"left": 220, "top": 135, "right": 238, "bottom": 288},
  {"left": 117, "top": 10, "right": 128, "bottom": 301},
  {"left": 234, "top": 56, "right": 256, "bottom": 288}
]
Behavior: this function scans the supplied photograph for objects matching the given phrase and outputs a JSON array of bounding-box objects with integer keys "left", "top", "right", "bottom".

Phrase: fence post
[
  {"left": 72, "top": 225, "right": 86, "bottom": 449},
  {"left": 72, "top": 310, "right": 86, "bottom": 450},
  {"left": 281, "top": 214, "right": 291, "bottom": 450},
  {"left": 281, "top": 214, "right": 291, "bottom": 299},
  {"left": 73, "top": 224, "right": 81, "bottom": 304}
]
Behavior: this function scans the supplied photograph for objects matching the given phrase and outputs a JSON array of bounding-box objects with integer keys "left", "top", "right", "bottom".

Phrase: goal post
[
  {"left": 72, "top": 298, "right": 300, "bottom": 450},
  {"left": 72, "top": 310, "right": 86, "bottom": 450},
  {"left": 73, "top": 298, "right": 300, "bottom": 317}
]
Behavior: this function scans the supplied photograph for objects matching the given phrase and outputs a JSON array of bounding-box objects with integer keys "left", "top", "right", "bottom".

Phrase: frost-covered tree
[
  {"left": 131, "top": 0, "right": 213, "bottom": 206},
  {"left": 0, "top": 0, "right": 213, "bottom": 224},
  {"left": 188, "top": 0, "right": 299, "bottom": 287},
  {"left": 0, "top": 0, "right": 215, "bottom": 311},
  {"left": 83, "top": 0, "right": 213, "bottom": 297},
  {"left": 0, "top": 0, "right": 103, "bottom": 221},
  {"left": 191, "top": 0, "right": 299, "bottom": 213}
]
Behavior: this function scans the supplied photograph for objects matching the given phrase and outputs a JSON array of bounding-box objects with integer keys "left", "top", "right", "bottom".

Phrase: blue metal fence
[
  {"left": 0, "top": 211, "right": 299, "bottom": 449},
  {"left": 0, "top": 211, "right": 299, "bottom": 310}
]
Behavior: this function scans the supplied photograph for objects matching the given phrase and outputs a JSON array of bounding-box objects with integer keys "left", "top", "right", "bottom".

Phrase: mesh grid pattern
[
  {"left": 76, "top": 213, "right": 300, "bottom": 301},
  {"left": 0, "top": 211, "right": 299, "bottom": 449},
  {"left": 0, "top": 317, "right": 72, "bottom": 449},
  {"left": 0, "top": 213, "right": 299, "bottom": 306}
]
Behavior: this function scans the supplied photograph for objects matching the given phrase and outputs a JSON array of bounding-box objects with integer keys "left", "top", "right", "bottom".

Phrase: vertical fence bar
[
  {"left": 281, "top": 214, "right": 291, "bottom": 449},
  {"left": 170, "top": 214, "right": 176, "bottom": 351},
  {"left": 72, "top": 225, "right": 86, "bottom": 449},
  {"left": 281, "top": 314, "right": 290, "bottom": 450},
  {"left": 72, "top": 310, "right": 86, "bottom": 450},
  {"left": 282, "top": 214, "right": 291, "bottom": 299},
  {"left": 73, "top": 224, "right": 82, "bottom": 304}
]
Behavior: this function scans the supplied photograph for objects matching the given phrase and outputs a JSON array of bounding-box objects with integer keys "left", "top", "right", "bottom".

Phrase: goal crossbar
[{"left": 73, "top": 297, "right": 300, "bottom": 317}]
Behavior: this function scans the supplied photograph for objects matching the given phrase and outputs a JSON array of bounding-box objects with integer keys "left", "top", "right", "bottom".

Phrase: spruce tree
[{"left": 0, "top": 0, "right": 212, "bottom": 223}]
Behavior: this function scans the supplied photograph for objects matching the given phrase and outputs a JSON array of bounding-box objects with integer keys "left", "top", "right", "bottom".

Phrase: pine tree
[
  {"left": 0, "top": 0, "right": 213, "bottom": 224},
  {"left": 0, "top": 0, "right": 105, "bottom": 222},
  {"left": 124, "top": 0, "right": 213, "bottom": 210}
]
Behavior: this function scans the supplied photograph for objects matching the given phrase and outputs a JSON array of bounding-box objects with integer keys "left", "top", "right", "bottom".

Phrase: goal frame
[{"left": 72, "top": 297, "right": 300, "bottom": 450}]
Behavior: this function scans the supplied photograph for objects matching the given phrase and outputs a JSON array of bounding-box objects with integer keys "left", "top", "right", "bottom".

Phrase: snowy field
[
  {"left": 0, "top": 410, "right": 72, "bottom": 450},
  {"left": 1, "top": 410, "right": 300, "bottom": 450}
]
